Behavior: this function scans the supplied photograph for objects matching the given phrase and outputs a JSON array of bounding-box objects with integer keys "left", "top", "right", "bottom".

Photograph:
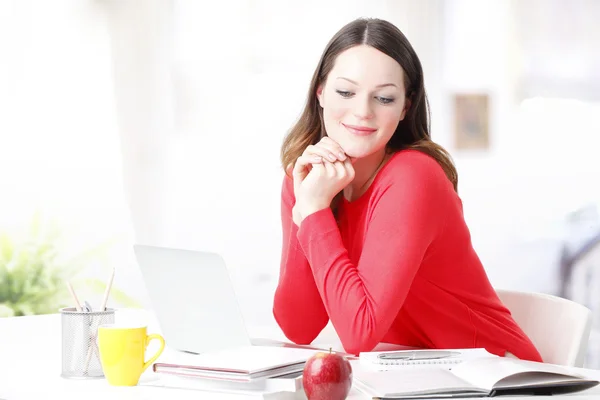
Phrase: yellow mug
[{"left": 97, "top": 324, "right": 165, "bottom": 386}]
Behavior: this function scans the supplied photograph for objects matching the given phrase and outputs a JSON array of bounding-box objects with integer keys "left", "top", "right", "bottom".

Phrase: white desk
[
  {"left": 0, "top": 308, "right": 344, "bottom": 399},
  {"left": 2, "top": 309, "right": 600, "bottom": 400}
]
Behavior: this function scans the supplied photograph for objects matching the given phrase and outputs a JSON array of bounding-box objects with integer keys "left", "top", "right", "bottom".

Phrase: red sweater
[{"left": 273, "top": 150, "right": 542, "bottom": 361}]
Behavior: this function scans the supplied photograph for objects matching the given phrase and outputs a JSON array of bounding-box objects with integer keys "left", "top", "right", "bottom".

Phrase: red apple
[{"left": 302, "top": 348, "right": 353, "bottom": 400}]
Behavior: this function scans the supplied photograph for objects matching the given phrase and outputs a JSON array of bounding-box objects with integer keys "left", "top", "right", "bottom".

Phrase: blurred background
[{"left": 1, "top": 0, "right": 599, "bottom": 365}]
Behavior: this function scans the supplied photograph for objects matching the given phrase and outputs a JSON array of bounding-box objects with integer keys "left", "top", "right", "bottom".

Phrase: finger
[
  {"left": 305, "top": 144, "right": 339, "bottom": 163},
  {"left": 292, "top": 161, "right": 306, "bottom": 184},
  {"left": 293, "top": 156, "right": 316, "bottom": 182},
  {"left": 319, "top": 137, "right": 347, "bottom": 160},
  {"left": 293, "top": 155, "right": 322, "bottom": 178},
  {"left": 297, "top": 154, "right": 323, "bottom": 166},
  {"left": 315, "top": 144, "right": 346, "bottom": 162},
  {"left": 323, "top": 160, "right": 337, "bottom": 178},
  {"left": 332, "top": 160, "right": 347, "bottom": 178},
  {"left": 311, "top": 162, "right": 326, "bottom": 177},
  {"left": 318, "top": 143, "right": 347, "bottom": 162}
]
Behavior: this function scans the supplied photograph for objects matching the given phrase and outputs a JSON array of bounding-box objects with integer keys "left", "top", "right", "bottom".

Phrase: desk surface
[{"left": 2, "top": 309, "right": 600, "bottom": 400}]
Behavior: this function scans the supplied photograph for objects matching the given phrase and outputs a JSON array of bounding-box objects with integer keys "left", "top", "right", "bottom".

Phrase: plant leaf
[
  {"left": 0, "top": 303, "right": 15, "bottom": 318},
  {"left": 0, "top": 213, "right": 140, "bottom": 317}
]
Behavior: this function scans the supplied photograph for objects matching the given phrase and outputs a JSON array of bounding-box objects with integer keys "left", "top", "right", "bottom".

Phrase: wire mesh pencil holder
[{"left": 60, "top": 307, "right": 115, "bottom": 379}]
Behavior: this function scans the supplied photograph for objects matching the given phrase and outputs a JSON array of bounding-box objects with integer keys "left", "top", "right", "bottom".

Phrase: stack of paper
[
  {"left": 153, "top": 345, "right": 323, "bottom": 381},
  {"left": 144, "top": 372, "right": 304, "bottom": 399}
]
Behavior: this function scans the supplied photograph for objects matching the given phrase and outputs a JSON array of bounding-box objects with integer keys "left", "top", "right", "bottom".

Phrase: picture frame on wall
[{"left": 453, "top": 93, "right": 490, "bottom": 150}]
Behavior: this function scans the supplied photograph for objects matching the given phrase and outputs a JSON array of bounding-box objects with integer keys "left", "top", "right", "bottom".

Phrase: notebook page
[
  {"left": 497, "top": 373, "right": 587, "bottom": 389},
  {"left": 156, "top": 345, "right": 323, "bottom": 374},
  {"left": 451, "top": 357, "right": 586, "bottom": 391},
  {"left": 351, "top": 360, "right": 487, "bottom": 398}
]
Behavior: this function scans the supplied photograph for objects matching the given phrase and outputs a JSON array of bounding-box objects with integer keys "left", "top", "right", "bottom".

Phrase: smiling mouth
[{"left": 342, "top": 123, "right": 377, "bottom": 136}]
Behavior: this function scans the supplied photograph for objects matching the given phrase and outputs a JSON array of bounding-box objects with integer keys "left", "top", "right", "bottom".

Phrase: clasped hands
[{"left": 292, "top": 137, "right": 355, "bottom": 226}]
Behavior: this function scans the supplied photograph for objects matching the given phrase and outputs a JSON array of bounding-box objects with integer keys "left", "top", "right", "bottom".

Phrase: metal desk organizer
[{"left": 60, "top": 307, "right": 115, "bottom": 378}]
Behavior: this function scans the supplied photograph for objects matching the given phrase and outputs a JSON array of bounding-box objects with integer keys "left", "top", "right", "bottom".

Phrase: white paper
[
  {"left": 451, "top": 357, "right": 586, "bottom": 391},
  {"left": 351, "top": 360, "right": 485, "bottom": 397},
  {"left": 157, "top": 345, "right": 323, "bottom": 374}
]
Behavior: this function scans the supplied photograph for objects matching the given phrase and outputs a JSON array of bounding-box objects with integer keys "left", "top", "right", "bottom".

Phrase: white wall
[
  {"left": 153, "top": 0, "right": 414, "bottom": 328},
  {"left": 2, "top": 0, "right": 599, "bottom": 341},
  {"left": 0, "top": 0, "right": 139, "bottom": 309},
  {"left": 143, "top": 0, "right": 458, "bottom": 329},
  {"left": 128, "top": 0, "right": 600, "bottom": 329},
  {"left": 441, "top": 0, "right": 600, "bottom": 295}
]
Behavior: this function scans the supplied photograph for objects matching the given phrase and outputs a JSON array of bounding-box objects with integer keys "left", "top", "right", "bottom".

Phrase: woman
[{"left": 272, "top": 17, "right": 542, "bottom": 362}]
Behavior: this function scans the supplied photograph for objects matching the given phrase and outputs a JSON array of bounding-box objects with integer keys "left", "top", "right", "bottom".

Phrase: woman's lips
[{"left": 342, "top": 123, "right": 377, "bottom": 136}]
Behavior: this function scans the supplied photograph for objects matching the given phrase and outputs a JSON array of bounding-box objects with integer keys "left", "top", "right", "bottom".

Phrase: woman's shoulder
[
  {"left": 370, "top": 149, "right": 459, "bottom": 214},
  {"left": 380, "top": 149, "right": 451, "bottom": 184},
  {"left": 281, "top": 172, "right": 294, "bottom": 195}
]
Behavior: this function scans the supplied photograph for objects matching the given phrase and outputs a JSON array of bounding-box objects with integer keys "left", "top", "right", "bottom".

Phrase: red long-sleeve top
[{"left": 273, "top": 149, "right": 542, "bottom": 361}]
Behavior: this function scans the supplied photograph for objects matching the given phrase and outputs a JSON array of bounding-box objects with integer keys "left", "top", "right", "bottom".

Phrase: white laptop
[{"left": 133, "top": 244, "right": 254, "bottom": 355}]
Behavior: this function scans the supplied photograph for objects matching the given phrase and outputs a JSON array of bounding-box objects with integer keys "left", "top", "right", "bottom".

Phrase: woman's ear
[{"left": 316, "top": 85, "right": 324, "bottom": 108}]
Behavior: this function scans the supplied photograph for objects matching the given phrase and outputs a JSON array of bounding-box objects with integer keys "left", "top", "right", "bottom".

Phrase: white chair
[{"left": 496, "top": 289, "right": 593, "bottom": 367}]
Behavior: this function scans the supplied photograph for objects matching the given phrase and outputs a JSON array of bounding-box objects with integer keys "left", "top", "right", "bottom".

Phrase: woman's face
[{"left": 317, "top": 45, "right": 409, "bottom": 159}]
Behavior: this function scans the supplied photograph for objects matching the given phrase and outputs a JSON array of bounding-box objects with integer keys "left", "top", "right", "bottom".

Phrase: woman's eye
[
  {"left": 376, "top": 96, "right": 395, "bottom": 104},
  {"left": 336, "top": 90, "right": 353, "bottom": 98}
]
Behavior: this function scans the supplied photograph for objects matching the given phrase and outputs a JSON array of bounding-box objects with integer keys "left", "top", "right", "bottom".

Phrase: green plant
[{"left": 0, "top": 212, "right": 141, "bottom": 317}]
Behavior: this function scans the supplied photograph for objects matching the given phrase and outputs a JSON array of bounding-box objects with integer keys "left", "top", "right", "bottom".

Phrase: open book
[{"left": 352, "top": 357, "right": 599, "bottom": 399}]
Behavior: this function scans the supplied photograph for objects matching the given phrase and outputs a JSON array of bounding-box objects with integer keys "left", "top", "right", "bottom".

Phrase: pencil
[
  {"left": 66, "top": 281, "right": 82, "bottom": 312},
  {"left": 100, "top": 267, "right": 115, "bottom": 311}
]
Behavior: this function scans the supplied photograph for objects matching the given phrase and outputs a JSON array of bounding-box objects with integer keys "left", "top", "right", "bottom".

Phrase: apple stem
[{"left": 329, "top": 347, "right": 332, "bottom": 354}]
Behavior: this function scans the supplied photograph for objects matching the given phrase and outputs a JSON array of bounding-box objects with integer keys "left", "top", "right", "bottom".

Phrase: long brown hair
[{"left": 280, "top": 17, "right": 458, "bottom": 191}]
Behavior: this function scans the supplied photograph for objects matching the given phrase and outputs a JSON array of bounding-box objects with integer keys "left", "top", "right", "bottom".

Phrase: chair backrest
[{"left": 496, "top": 289, "right": 593, "bottom": 367}]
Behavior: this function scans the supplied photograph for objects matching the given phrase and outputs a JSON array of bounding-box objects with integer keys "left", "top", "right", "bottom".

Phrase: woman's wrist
[{"left": 296, "top": 199, "right": 330, "bottom": 222}]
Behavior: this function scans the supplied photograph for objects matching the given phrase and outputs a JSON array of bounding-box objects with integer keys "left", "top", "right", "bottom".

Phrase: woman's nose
[{"left": 352, "top": 97, "right": 374, "bottom": 120}]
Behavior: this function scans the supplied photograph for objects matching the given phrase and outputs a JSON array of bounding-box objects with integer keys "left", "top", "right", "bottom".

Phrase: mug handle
[{"left": 142, "top": 334, "right": 166, "bottom": 374}]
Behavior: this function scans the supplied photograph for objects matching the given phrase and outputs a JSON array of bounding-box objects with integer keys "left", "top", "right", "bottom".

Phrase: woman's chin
[
  {"left": 341, "top": 148, "right": 373, "bottom": 160},
  {"left": 344, "top": 148, "right": 388, "bottom": 165},
  {"left": 331, "top": 137, "right": 380, "bottom": 159}
]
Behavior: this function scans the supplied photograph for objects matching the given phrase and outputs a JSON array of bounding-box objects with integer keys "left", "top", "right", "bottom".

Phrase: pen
[{"left": 377, "top": 350, "right": 461, "bottom": 360}]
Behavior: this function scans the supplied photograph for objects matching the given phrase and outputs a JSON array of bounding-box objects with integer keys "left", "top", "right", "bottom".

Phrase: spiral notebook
[{"left": 359, "top": 348, "right": 496, "bottom": 370}]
